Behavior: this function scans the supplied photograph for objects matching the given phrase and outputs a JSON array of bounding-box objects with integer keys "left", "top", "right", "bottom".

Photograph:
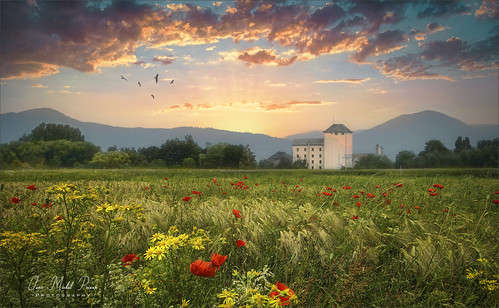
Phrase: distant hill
[
  {"left": 0, "top": 108, "right": 292, "bottom": 161},
  {"left": 353, "top": 110, "right": 498, "bottom": 159}
]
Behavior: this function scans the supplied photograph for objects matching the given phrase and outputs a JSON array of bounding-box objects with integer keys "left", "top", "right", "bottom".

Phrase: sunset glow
[{"left": 1, "top": 0, "right": 497, "bottom": 137}]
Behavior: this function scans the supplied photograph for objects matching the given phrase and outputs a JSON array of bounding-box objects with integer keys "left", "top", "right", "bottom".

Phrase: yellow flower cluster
[
  {"left": 95, "top": 202, "right": 144, "bottom": 221},
  {"left": 144, "top": 227, "right": 212, "bottom": 261},
  {"left": 141, "top": 279, "right": 157, "bottom": 294},
  {"left": 466, "top": 258, "right": 499, "bottom": 293},
  {"left": 0, "top": 231, "right": 46, "bottom": 251},
  {"left": 47, "top": 183, "right": 99, "bottom": 202}
]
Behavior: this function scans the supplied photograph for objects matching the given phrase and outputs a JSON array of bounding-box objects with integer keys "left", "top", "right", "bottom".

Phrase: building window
[
  {"left": 296, "top": 154, "right": 300, "bottom": 158},
  {"left": 311, "top": 166, "right": 314, "bottom": 169},
  {"left": 304, "top": 154, "right": 307, "bottom": 158},
  {"left": 312, "top": 160, "right": 314, "bottom": 164},
  {"left": 312, "top": 148, "right": 314, "bottom": 151},
  {"left": 296, "top": 148, "right": 299, "bottom": 152},
  {"left": 319, "top": 148, "right": 322, "bottom": 151},
  {"left": 319, "top": 166, "right": 322, "bottom": 169},
  {"left": 312, "top": 154, "right": 314, "bottom": 158},
  {"left": 319, "top": 160, "right": 322, "bottom": 164},
  {"left": 304, "top": 147, "right": 306, "bottom": 151},
  {"left": 319, "top": 154, "right": 322, "bottom": 158}
]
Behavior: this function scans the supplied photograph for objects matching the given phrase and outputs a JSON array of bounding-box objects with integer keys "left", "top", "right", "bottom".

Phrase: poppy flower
[
  {"left": 182, "top": 196, "right": 191, "bottom": 201},
  {"left": 232, "top": 209, "right": 241, "bottom": 218},
  {"left": 31, "top": 203, "right": 37, "bottom": 206},
  {"left": 26, "top": 185, "right": 36, "bottom": 191},
  {"left": 236, "top": 240, "right": 246, "bottom": 248},
  {"left": 269, "top": 281, "right": 295, "bottom": 306},
  {"left": 353, "top": 195, "right": 360, "bottom": 199},
  {"left": 495, "top": 191, "right": 499, "bottom": 194},
  {"left": 243, "top": 176, "right": 248, "bottom": 179},
  {"left": 322, "top": 192, "right": 333, "bottom": 196},
  {"left": 212, "top": 178, "right": 217, "bottom": 183},
  {"left": 164, "top": 177, "right": 168, "bottom": 180},
  {"left": 355, "top": 202, "right": 361, "bottom": 207},
  {"left": 145, "top": 187, "right": 149, "bottom": 190},
  {"left": 55, "top": 215, "right": 63, "bottom": 220},
  {"left": 189, "top": 260, "right": 216, "bottom": 277},
  {"left": 433, "top": 184, "right": 444, "bottom": 189},
  {"left": 394, "top": 183, "right": 403, "bottom": 188},
  {"left": 343, "top": 185, "right": 351, "bottom": 190},
  {"left": 10, "top": 197, "right": 20, "bottom": 204},
  {"left": 351, "top": 215, "right": 359, "bottom": 220},
  {"left": 122, "top": 254, "right": 139, "bottom": 267},
  {"left": 493, "top": 200, "right": 499, "bottom": 204},
  {"left": 211, "top": 253, "right": 228, "bottom": 269},
  {"left": 192, "top": 190, "right": 202, "bottom": 196}
]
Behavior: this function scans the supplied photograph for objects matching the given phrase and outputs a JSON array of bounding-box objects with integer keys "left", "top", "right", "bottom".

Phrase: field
[{"left": 1, "top": 168, "right": 498, "bottom": 307}]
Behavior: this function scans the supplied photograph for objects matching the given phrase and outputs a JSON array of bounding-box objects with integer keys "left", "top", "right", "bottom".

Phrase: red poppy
[
  {"left": 42, "top": 203, "right": 52, "bottom": 208},
  {"left": 236, "top": 240, "right": 246, "bottom": 248},
  {"left": 122, "top": 254, "right": 139, "bottom": 267},
  {"left": 145, "top": 187, "right": 149, "bottom": 190},
  {"left": 26, "top": 185, "right": 36, "bottom": 191},
  {"left": 414, "top": 206, "right": 420, "bottom": 210},
  {"left": 493, "top": 200, "right": 499, "bottom": 204},
  {"left": 211, "top": 253, "right": 228, "bottom": 269},
  {"left": 10, "top": 197, "right": 20, "bottom": 204},
  {"left": 394, "top": 183, "right": 403, "bottom": 187},
  {"left": 342, "top": 185, "right": 351, "bottom": 190},
  {"left": 232, "top": 209, "right": 241, "bottom": 218},
  {"left": 495, "top": 191, "right": 499, "bottom": 194},
  {"left": 192, "top": 190, "right": 202, "bottom": 196},
  {"left": 189, "top": 260, "right": 216, "bottom": 277},
  {"left": 269, "top": 281, "right": 295, "bottom": 306},
  {"left": 213, "top": 178, "right": 217, "bottom": 184},
  {"left": 183, "top": 196, "right": 191, "bottom": 201},
  {"left": 433, "top": 184, "right": 444, "bottom": 189},
  {"left": 244, "top": 176, "right": 248, "bottom": 179},
  {"left": 375, "top": 185, "right": 380, "bottom": 188},
  {"left": 164, "top": 177, "right": 168, "bottom": 180},
  {"left": 355, "top": 202, "right": 361, "bottom": 207},
  {"left": 55, "top": 215, "right": 63, "bottom": 220},
  {"left": 351, "top": 215, "right": 359, "bottom": 220},
  {"left": 322, "top": 192, "right": 333, "bottom": 196},
  {"left": 353, "top": 195, "right": 360, "bottom": 199},
  {"left": 429, "top": 192, "right": 438, "bottom": 196},
  {"left": 31, "top": 203, "right": 37, "bottom": 206}
]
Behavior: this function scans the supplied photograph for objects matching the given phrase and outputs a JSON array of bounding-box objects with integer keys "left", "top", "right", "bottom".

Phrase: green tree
[
  {"left": 454, "top": 136, "right": 472, "bottom": 153},
  {"left": 160, "top": 135, "right": 202, "bottom": 167},
  {"left": 418, "top": 139, "right": 459, "bottom": 168},
  {"left": 477, "top": 138, "right": 498, "bottom": 167},
  {"left": 354, "top": 154, "right": 393, "bottom": 169},
  {"left": 90, "top": 151, "right": 131, "bottom": 168},
  {"left": 20, "top": 123, "right": 85, "bottom": 142},
  {"left": 395, "top": 150, "right": 417, "bottom": 169}
]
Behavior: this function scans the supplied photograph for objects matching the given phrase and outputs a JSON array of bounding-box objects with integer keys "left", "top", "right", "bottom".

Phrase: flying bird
[
  {"left": 121, "top": 75, "right": 127, "bottom": 81},
  {"left": 151, "top": 94, "right": 155, "bottom": 99},
  {"left": 154, "top": 74, "right": 159, "bottom": 84},
  {"left": 138, "top": 81, "right": 141, "bottom": 87},
  {"left": 170, "top": 79, "right": 174, "bottom": 84}
]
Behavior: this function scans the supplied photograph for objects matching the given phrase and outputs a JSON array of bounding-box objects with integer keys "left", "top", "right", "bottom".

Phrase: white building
[{"left": 292, "top": 124, "right": 353, "bottom": 169}]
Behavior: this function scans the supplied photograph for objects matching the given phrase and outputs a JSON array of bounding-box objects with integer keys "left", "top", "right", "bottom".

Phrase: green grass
[{"left": 1, "top": 168, "right": 498, "bottom": 307}]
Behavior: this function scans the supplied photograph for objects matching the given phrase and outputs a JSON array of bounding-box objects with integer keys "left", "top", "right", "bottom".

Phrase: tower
[{"left": 323, "top": 124, "right": 353, "bottom": 169}]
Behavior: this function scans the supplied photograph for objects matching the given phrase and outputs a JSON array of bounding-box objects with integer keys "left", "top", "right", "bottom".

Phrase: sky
[{"left": 1, "top": 0, "right": 498, "bottom": 138}]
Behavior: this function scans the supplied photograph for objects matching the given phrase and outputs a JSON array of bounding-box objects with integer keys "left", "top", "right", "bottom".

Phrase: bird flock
[{"left": 121, "top": 74, "right": 174, "bottom": 100}]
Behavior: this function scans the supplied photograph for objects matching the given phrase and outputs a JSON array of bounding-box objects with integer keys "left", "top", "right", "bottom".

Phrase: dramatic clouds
[{"left": 0, "top": 0, "right": 497, "bottom": 81}]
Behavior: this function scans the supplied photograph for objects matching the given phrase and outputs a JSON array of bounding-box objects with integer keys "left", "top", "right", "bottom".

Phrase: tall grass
[{"left": 1, "top": 169, "right": 497, "bottom": 307}]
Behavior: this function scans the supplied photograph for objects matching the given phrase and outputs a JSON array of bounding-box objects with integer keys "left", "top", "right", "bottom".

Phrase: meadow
[{"left": 1, "top": 168, "right": 498, "bottom": 307}]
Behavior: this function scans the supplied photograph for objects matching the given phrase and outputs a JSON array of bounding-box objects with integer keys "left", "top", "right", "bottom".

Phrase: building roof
[
  {"left": 292, "top": 138, "right": 324, "bottom": 146},
  {"left": 323, "top": 124, "right": 353, "bottom": 134}
]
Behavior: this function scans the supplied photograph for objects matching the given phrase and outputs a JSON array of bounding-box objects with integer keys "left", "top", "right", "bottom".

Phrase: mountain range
[{"left": 0, "top": 108, "right": 497, "bottom": 160}]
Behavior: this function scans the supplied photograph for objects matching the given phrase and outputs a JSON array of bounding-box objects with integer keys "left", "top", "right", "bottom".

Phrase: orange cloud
[{"left": 313, "top": 78, "right": 371, "bottom": 84}]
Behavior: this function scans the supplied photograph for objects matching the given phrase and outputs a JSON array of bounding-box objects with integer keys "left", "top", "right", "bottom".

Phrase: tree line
[
  {"left": 0, "top": 123, "right": 258, "bottom": 169},
  {"left": 1, "top": 123, "right": 497, "bottom": 169},
  {"left": 354, "top": 137, "right": 498, "bottom": 169}
]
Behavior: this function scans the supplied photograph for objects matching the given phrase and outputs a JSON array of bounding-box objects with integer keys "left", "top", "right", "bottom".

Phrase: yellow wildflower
[
  {"left": 181, "top": 299, "right": 190, "bottom": 307},
  {"left": 218, "top": 297, "right": 236, "bottom": 308}
]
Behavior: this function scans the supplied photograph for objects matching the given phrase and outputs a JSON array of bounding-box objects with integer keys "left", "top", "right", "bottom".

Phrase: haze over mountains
[{"left": 1, "top": 108, "right": 497, "bottom": 161}]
